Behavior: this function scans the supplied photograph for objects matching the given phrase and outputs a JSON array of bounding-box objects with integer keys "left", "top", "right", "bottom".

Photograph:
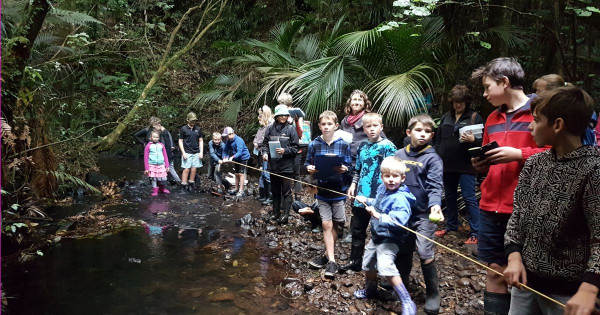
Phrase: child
[
  {"left": 178, "top": 112, "right": 204, "bottom": 191},
  {"left": 353, "top": 156, "right": 417, "bottom": 315},
  {"left": 253, "top": 106, "right": 274, "bottom": 204},
  {"left": 134, "top": 116, "right": 181, "bottom": 183},
  {"left": 305, "top": 110, "right": 352, "bottom": 279},
  {"left": 503, "top": 87, "right": 599, "bottom": 315},
  {"left": 144, "top": 130, "right": 170, "bottom": 196},
  {"left": 341, "top": 112, "right": 397, "bottom": 272},
  {"left": 278, "top": 92, "right": 304, "bottom": 200},
  {"left": 291, "top": 176, "right": 322, "bottom": 233},
  {"left": 208, "top": 132, "right": 228, "bottom": 194},
  {"left": 261, "top": 104, "right": 299, "bottom": 224},
  {"left": 394, "top": 114, "right": 443, "bottom": 315},
  {"left": 470, "top": 57, "right": 549, "bottom": 314},
  {"left": 222, "top": 127, "right": 250, "bottom": 197}
]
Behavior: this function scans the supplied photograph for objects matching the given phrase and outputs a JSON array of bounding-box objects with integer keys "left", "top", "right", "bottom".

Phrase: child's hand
[
  {"left": 347, "top": 183, "right": 356, "bottom": 197},
  {"left": 144, "top": 170, "right": 149, "bottom": 175},
  {"left": 334, "top": 165, "right": 348, "bottom": 174},
  {"left": 485, "top": 147, "right": 522, "bottom": 164},
  {"left": 183, "top": 153, "right": 188, "bottom": 160},
  {"left": 429, "top": 205, "right": 443, "bottom": 222},
  {"left": 366, "top": 206, "right": 380, "bottom": 219},
  {"left": 198, "top": 153, "right": 203, "bottom": 159},
  {"left": 471, "top": 157, "right": 491, "bottom": 173},
  {"left": 275, "top": 147, "right": 285, "bottom": 155},
  {"left": 355, "top": 195, "right": 367, "bottom": 204},
  {"left": 503, "top": 252, "right": 527, "bottom": 287},
  {"left": 306, "top": 165, "right": 317, "bottom": 174},
  {"left": 565, "top": 283, "right": 598, "bottom": 315},
  {"left": 218, "top": 160, "right": 223, "bottom": 164},
  {"left": 262, "top": 154, "right": 269, "bottom": 161},
  {"left": 166, "top": 168, "right": 170, "bottom": 172}
]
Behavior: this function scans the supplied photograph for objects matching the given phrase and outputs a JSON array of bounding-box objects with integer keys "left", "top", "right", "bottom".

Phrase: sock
[{"left": 393, "top": 283, "right": 413, "bottom": 304}]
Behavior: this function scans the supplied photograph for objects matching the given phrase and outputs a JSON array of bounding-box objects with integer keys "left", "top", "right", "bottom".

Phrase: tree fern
[
  {"left": 49, "top": 171, "right": 101, "bottom": 194},
  {"left": 47, "top": 8, "right": 103, "bottom": 26}
]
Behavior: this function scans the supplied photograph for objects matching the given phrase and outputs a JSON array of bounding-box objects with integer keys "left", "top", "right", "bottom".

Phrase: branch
[
  {"left": 7, "top": 121, "right": 119, "bottom": 159},
  {"left": 159, "top": 0, "right": 207, "bottom": 67}
]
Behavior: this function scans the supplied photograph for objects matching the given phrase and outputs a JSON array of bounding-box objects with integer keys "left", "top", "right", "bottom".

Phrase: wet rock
[
  {"left": 457, "top": 277, "right": 471, "bottom": 287},
  {"left": 282, "top": 277, "right": 300, "bottom": 285},
  {"left": 455, "top": 305, "right": 470, "bottom": 314},
  {"left": 304, "top": 283, "right": 314, "bottom": 292},
  {"left": 207, "top": 292, "right": 235, "bottom": 302},
  {"left": 266, "top": 226, "right": 277, "bottom": 233},
  {"left": 276, "top": 301, "right": 289, "bottom": 311},
  {"left": 340, "top": 291, "right": 351, "bottom": 299},
  {"left": 268, "top": 241, "right": 278, "bottom": 248}
]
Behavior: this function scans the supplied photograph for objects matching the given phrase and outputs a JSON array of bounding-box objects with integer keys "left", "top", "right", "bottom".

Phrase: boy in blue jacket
[
  {"left": 305, "top": 110, "right": 352, "bottom": 279},
  {"left": 394, "top": 114, "right": 444, "bottom": 315},
  {"left": 354, "top": 156, "right": 417, "bottom": 315},
  {"left": 223, "top": 126, "right": 250, "bottom": 197}
]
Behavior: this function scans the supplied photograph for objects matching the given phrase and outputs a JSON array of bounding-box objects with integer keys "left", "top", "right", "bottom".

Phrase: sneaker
[
  {"left": 324, "top": 261, "right": 338, "bottom": 279},
  {"left": 464, "top": 235, "right": 478, "bottom": 244},
  {"left": 228, "top": 189, "right": 238, "bottom": 196},
  {"left": 434, "top": 229, "right": 447, "bottom": 237},
  {"left": 311, "top": 226, "right": 323, "bottom": 233},
  {"left": 236, "top": 192, "right": 245, "bottom": 198},
  {"left": 308, "top": 255, "right": 328, "bottom": 269},
  {"left": 353, "top": 288, "right": 377, "bottom": 299}
]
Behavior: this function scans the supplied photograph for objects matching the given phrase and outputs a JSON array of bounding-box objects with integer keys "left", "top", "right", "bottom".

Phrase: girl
[
  {"left": 144, "top": 130, "right": 170, "bottom": 196},
  {"left": 134, "top": 116, "right": 181, "bottom": 183},
  {"left": 253, "top": 105, "right": 274, "bottom": 204}
]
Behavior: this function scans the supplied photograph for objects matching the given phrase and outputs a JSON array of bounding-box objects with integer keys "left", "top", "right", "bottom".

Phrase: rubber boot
[
  {"left": 262, "top": 182, "right": 272, "bottom": 205},
  {"left": 340, "top": 245, "right": 364, "bottom": 272},
  {"left": 151, "top": 187, "right": 159, "bottom": 196},
  {"left": 421, "top": 260, "right": 440, "bottom": 315},
  {"left": 269, "top": 193, "right": 282, "bottom": 221},
  {"left": 158, "top": 183, "right": 170, "bottom": 194},
  {"left": 277, "top": 195, "right": 292, "bottom": 225},
  {"left": 483, "top": 291, "right": 511, "bottom": 315},
  {"left": 257, "top": 187, "right": 267, "bottom": 202}
]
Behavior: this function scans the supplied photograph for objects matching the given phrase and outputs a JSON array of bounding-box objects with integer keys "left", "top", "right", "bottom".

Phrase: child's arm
[
  {"left": 355, "top": 195, "right": 375, "bottom": 207},
  {"left": 143, "top": 143, "right": 150, "bottom": 174},
  {"left": 178, "top": 138, "right": 187, "bottom": 159},
  {"left": 503, "top": 161, "right": 532, "bottom": 286},
  {"left": 378, "top": 198, "right": 412, "bottom": 229},
  {"left": 161, "top": 144, "right": 169, "bottom": 169},
  {"left": 261, "top": 126, "right": 271, "bottom": 161},
  {"left": 198, "top": 136, "right": 204, "bottom": 159},
  {"left": 304, "top": 142, "right": 317, "bottom": 173},
  {"left": 133, "top": 128, "right": 147, "bottom": 145},
  {"left": 425, "top": 155, "right": 444, "bottom": 215}
]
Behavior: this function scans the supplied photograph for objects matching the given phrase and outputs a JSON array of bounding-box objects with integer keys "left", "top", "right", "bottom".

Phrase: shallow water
[{"left": 3, "top": 156, "right": 292, "bottom": 314}]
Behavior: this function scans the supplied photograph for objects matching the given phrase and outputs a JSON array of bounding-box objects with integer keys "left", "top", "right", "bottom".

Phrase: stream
[{"left": 2, "top": 156, "right": 295, "bottom": 314}]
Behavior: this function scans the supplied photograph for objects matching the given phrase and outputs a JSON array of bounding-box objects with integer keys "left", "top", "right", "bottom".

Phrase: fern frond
[
  {"left": 49, "top": 171, "right": 101, "bottom": 194},
  {"left": 49, "top": 8, "right": 103, "bottom": 26}
]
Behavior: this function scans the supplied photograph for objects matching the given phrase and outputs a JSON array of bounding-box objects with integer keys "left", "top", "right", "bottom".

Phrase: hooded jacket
[
  {"left": 394, "top": 144, "right": 443, "bottom": 218},
  {"left": 505, "top": 145, "right": 600, "bottom": 295},
  {"left": 261, "top": 121, "right": 299, "bottom": 174},
  {"left": 479, "top": 96, "right": 549, "bottom": 214},
  {"left": 434, "top": 109, "right": 484, "bottom": 174},
  {"left": 364, "top": 184, "right": 416, "bottom": 243},
  {"left": 224, "top": 135, "right": 250, "bottom": 161}
]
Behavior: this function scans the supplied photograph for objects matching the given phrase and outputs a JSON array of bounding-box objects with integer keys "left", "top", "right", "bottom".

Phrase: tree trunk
[{"left": 1, "top": 0, "right": 51, "bottom": 124}]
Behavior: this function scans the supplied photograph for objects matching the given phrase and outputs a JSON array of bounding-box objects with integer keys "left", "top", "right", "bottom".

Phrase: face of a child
[
  {"left": 452, "top": 101, "right": 467, "bottom": 114},
  {"left": 213, "top": 137, "right": 221, "bottom": 145},
  {"left": 227, "top": 133, "right": 235, "bottom": 140},
  {"left": 482, "top": 76, "right": 507, "bottom": 107},
  {"left": 528, "top": 111, "right": 555, "bottom": 147},
  {"left": 151, "top": 133, "right": 160, "bottom": 143},
  {"left": 363, "top": 120, "right": 383, "bottom": 142},
  {"left": 381, "top": 171, "right": 405, "bottom": 191},
  {"left": 188, "top": 119, "right": 197, "bottom": 126},
  {"left": 406, "top": 122, "right": 434, "bottom": 147},
  {"left": 276, "top": 115, "right": 289, "bottom": 124},
  {"left": 350, "top": 93, "right": 365, "bottom": 115},
  {"left": 318, "top": 118, "right": 337, "bottom": 136}
]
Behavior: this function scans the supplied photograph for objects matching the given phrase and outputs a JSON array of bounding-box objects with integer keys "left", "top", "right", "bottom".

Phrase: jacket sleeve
[
  {"left": 134, "top": 128, "right": 148, "bottom": 145},
  {"left": 165, "top": 130, "right": 174, "bottom": 151},
  {"left": 379, "top": 197, "right": 412, "bottom": 229},
  {"left": 504, "top": 159, "right": 533, "bottom": 255},
  {"left": 144, "top": 143, "right": 151, "bottom": 171},
  {"left": 261, "top": 125, "right": 271, "bottom": 157},
  {"left": 304, "top": 142, "right": 315, "bottom": 167},
  {"left": 223, "top": 141, "right": 231, "bottom": 159},
  {"left": 231, "top": 138, "right": 242, "bottom": 160},
  {"left": 352, "top": 142, "right": 366, "bottom": 184},
  {"left": 283, "top": 126, "right": 300, "bottom": 156},
  {"left": 343, "top": 142, "right": 352, "bottom": 170},
  {"left": 209, "top": 142, "right": 220, "bottom": 162},
  {"left": 161, "top": 144, "right": 169, "bottom": 167},
  {"left": 425, "top": 154, "right": 444, "bottom": 208},
  {"left": 582, "top": 165, "right": 600, "bottom": 289},
  {"left": 520, "top": 145, "right": 551, "bottom": 161}
]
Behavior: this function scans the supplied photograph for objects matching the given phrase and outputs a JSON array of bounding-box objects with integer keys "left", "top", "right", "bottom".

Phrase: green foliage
[
  {"left": 47, "top": 8, "right": 103, "bottom": 25},
  {"left": 49, "top": 170, "right": 101, "bottom": 195}
]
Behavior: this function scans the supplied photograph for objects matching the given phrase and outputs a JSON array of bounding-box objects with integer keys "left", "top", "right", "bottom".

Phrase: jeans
[
  {"left": 208, "top": 161, "right": 225, "bottom": 187},
  {"left": 258, "top": 160, "right": 270, "bottom": 189},
  {"left": 508, "top": 287, "right": 570, "bottom": 315},
  {"left": 443, "top": 172, "right": 479, "bottom": 237}
]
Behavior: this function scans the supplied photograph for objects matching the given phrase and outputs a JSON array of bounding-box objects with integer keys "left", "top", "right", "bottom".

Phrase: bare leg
[
  {"left": 486, "top": 263, "right": 508, "bottom": 293},
  {"left": 189, "top": 167, "right": 197, "bottom": 184},
  {"left": 322, "top": 220, "right": 338, "bottom": 262},
  {"left": 181, "top": 169, "right": 190, "bottom": 184},
  {"left": 239, "top": 173, "right": 245, "bottom": 192}
]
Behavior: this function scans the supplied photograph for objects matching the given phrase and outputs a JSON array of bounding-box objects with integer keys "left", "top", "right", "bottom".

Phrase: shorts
[
  {"left": 317, "top": 199, "right": 345, "bottom": 222},
  {"left": 361, "top": 239, "right": 401, "bottom": 277},
  {"left": 478, "top": 210, "right": 511, "bottom": 265},
  {"left": 181, "top": 153, "right": 202, "bottom": 169},
  {"left": 411, "top": 217, "right": 436, "bottom": 260},
  {"left": 233, "top": 160, "right": 248, "bottom": 175}
]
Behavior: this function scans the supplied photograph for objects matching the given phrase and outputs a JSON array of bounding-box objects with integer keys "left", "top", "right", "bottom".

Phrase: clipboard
[{"left": 314, "top": 154, "right": 343, "bottom": 179}]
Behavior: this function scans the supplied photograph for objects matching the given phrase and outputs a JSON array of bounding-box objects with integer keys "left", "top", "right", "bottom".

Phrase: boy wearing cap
[
  {"left": 223, "top": 126, "right": 251, "bottom": 197},
  {"left": 261, "top": 105, "right": 300, "bottom": 224},
  {"left": 178, "top": 112, "right": 204, "bottom": 190}
]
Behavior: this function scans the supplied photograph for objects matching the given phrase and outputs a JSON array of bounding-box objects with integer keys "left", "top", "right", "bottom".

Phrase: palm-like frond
[
  {"left": 367, "top": 64, "right": 436, "bottom": 127},
  {"left": 223, "top": 98, "right": 244, "bottom": 125},
  {"left": 331, "top": 28, "right": 382, "bottom": 56},
  {"left": 244, "top": 39, "right": 301, "bottom": 68},
  {"left": 483, "top": 24, "right": 531, "bottom": 49},
  {"left": 295, "top": 34, "right": 322, "bottom": 62},
  {"left": 269, "top": 18, "right": 305, "bottom": 52}
]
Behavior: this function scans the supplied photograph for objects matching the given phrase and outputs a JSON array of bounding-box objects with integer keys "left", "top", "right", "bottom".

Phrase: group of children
[{"left": 138, "top": 56, "right": 599, "bottom": 315}]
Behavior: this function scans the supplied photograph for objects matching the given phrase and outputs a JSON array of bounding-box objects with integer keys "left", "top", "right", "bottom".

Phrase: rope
[{"left": 224, "top": 159, "right": 567, "bottom": 309}]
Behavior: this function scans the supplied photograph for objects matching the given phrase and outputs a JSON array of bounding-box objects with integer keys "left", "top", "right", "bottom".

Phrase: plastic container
[{"left": 459, "top": 124, "right": 484, "bottom": 142}]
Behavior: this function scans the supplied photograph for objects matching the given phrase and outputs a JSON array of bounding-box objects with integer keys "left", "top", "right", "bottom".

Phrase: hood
[
  {"left": 403, "top": 144, "right": 436, "bottom": 157},
  {"left": 315, "top": 134, "right": 345, "bottom": 145},
  {"left": 396, "top": 185, "right": 416, "bottom": 207}
]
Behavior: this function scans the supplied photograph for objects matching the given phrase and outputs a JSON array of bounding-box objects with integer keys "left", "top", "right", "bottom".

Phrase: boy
[
  {"left": 305, "top": 110, "right": 352, "bottom": 279},
  {"left": 503, "top": 87, "right": 599, "bottom": 315},
  {"left": 291, "top": 176, "right": 322, "bottom": 233},
  {"left": 261, "top": 104, "right": 299, "bottom": 225},
  {"left": 353, "top": 156, "right": 417, "bottom": 315},
  {"left": 222, "top": 126, "right": 250, "bottom": 198},
  {"left": 394, "top": 114, "right": 444, "bottom": 315},
  {"left": 470, "top": 57, "right": 549, "bottom": 314},
  {"left": 208, "top": 132, "right": 228, "bottom": 194},
  {"left": 178, "top": 112, "right": 203, "bottom": 191},
  {"left": 341, "top": 112, "right": 397, "bottom": 272}
]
